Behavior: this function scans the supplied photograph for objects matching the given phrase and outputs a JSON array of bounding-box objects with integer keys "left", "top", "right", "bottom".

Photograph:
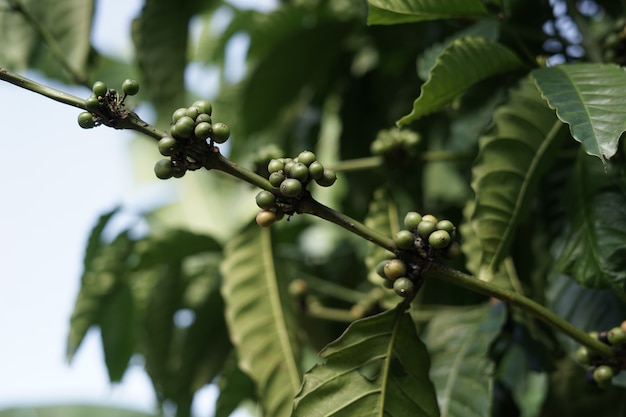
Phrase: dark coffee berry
[
  {"left": 316, "top": 169, "right": 337, "bottom": 187},
  {"left": 443, "top": 241, "right": 461, "bottom": 259},
  {"left": 154, "top": 159, "right": 174, "bottom": 180},
  {"left": 376, "top": 260, "right": 388, "bottom": 279}
]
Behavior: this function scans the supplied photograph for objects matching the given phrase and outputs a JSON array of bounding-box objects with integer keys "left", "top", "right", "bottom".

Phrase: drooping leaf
[
  {"left": 0, "top": 0, "right": 94, "bottom": 81},
  {"left": 546, "top": 272, "right": 626, "bottom": 353},
  {"left": 555, "top": 155, "right": 626, "bottom": 299},
  {"left": 131, "top": 0, "right": 207, "bottom": 121},
  {"left": 82, "top": 207, "right": 120, "bottom": 274},
  {"left": 532, "top": 63, "right": 626, "bottom": 163},
  {"left": 425, "top": 303, "right": 506, "bottom": 417},
  {"left": 99, "top": 285, "right": 135, "bottom": 382},
  {"left": 397, "top": 37, "right": 522, "bottom": 127},
  {"left": 293, "top": 305, "right": 440, "bottom": 417},
  {"left": 470, "top": 77, "right": 565, "bottom": 274},
  {"left": 220, "top": 222, "right": 301, "bottom": 417},
  {"left": 215, "top": 354, "right": 257, "bottom": 417},
  {"left": 367, "top": 0, "right": 488, "bottom": 25},
  {"left": 66, "top": 231, "right": 134, "bottom": 362}
]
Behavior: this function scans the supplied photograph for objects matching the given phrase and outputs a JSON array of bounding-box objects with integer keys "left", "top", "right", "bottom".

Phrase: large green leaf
[
  {"left": 293, "top": 306, "right": 440, "bottom": 417},
  {"left": 220, "top": 222, "right": 301, "bottom": 417},
  {"left": 0, "top": 0, "right": 93, "bottom": 81},
  {"left": 367, "top": 0, "right": 488, "bottom": 25},
  {"left": 470, "top": 78, "right": 565, "bottom": 275},
  {"left": 99, "top": 285, "right": 135, "bottom": 382},
  {"left": 532, "top": 63, "right": 626, "bottom": 163},
  {"left": 0, "top": 405, "right": 160, "bottom": 417},
  {"left": 397, "top": 37, "right": 522, "bottom": 127},
  {"left": 215, "top": 354, "right": 257, "bottom": 417},
  {"left": 555, "top": 155, "right": 626, "bottom": 299},
  {"left": 425, "top": 303, "right": 506, "bottom": 417}
]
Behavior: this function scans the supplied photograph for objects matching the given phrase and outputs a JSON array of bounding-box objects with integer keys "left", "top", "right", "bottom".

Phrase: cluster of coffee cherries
[
  {"left": 375, "top": 211, "right": 460, "bottom": 298},
  {"left": 370, "top": 128, "right": 420, "bottom": 160},
  {"left": 154, "top": 101, "right": 231, "bottom": 180},
  {"left": 255, "top": 150, "right": 337, "bottom": 227},
  {"left": 575, "top": 321, "right": 626, "bottom": 388},
  {"left": 77, "top": 79, "right": 140, "bottom": 129}
]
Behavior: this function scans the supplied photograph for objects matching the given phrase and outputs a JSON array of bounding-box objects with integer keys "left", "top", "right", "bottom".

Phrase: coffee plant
[{"left": 2, "top": 0, "right": 626, "bottom": 416}]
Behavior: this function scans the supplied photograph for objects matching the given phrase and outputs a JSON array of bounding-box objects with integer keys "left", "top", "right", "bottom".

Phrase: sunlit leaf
[
  {"left": 220, "top": 222, "right": 301, "bottom": 417},
  {"left": 532, "top": 63, "right": 626, "bottom": 163},
  {"left": 470, "top": 77, "right": 565, "bottom": 273},
  {"left": 555, "top": 155, "right": 626, "bottom": 299},
  {"left": 293, "top": 306, "right": 440, "bottom": 417},
  {"left": 367, "top": 0, "right": 488, "bottom": 25},
  {"left": 425, "top": 303, "right": 506, "bottom": 417},
  {"left": 397, "top": 37, "right": 522, "bottom": 127}
]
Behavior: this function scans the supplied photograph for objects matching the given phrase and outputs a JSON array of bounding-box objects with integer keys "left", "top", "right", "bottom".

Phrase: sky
[{"left": 0, "top": 0, "right": 275, "bottom": 415}]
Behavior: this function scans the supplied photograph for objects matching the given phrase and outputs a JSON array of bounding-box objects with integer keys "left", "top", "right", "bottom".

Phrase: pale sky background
[{"left": 0, "top": 0, "right": 275, "bottom": 415}]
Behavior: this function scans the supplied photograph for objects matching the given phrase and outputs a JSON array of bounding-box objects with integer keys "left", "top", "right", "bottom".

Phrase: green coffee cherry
[
  {"left": 78, "top": 112, "right": 95, "bottom": 129},
  {"left": 211, "top": 122, "right": 230, "bottom": 144},
  {"left": 85, "top": 95, "right": 101, "bottom": 112},
  {"left": 280, "top": 178, "right": 303, "bottom": 197},
  {"left": 429, "top": 230, "right": 451, "bottom": 249},
  {"left": 158, "top": 136, "right": 178, "bottom": 156},
  {"left": 404, "top": 212, "right": 422, "bottom": 230},
  {"left": 174, "top": 116, "right": 195, "bottom": 139},
  {"left": 92, "top": 81, "right": 108, "bottom": 97},
  {"left": 607, "top": 327, "right": 626, "bottom": 345},
  {"left": 172, "top": 107, "right": 188, "bottom": 123},
  {"left": 256, "top": 191, "right": 277, "bottom": 210},
  {"left": 383, "top": 259, "right": 407, "bottom": 280},
  {"left": 417, "top": 220, "right": 437, "bottom": 238},
  {"left": 194, "top": 122, "right": 212, "bottom": 140},
  {"left": 268, "top": 159, "right": 285, "bottom": 173},
  {"left": 436, "top": 219, "right": 456, "bottom": 235},
  {"left": 297, "top": 150, "right": 316, "bottom": 166},
  {"left": 269, "top": 171, "right": 286, "bottom": 188},
  {"left": 192, "top": 100, "right": 212, "bottom": 116},
  {"left": 593, "top": 365, "right": 615, "bottom": 388},
  {"left": 421, "top": 214, "right": 438, "bottom": 224},
  {"left": 308, "top": 161, "right": 324, "bottom": 180},
  {"left": 443, "top": 241, "right": 461, "bottom": 259},
  {"left": 376, "top": 260, "right": 388, "bottom": 279},
  {"left": 290, "top": 162, "right": 309, "bottom": 182},
  {"left": 185, "top": 106, "right": 200, "bottom": 120},
  {"left": 154, "top": 159, "right": 174, "bottom": 180},
  {"left": 316, "top": 169, "right": 337, "bottom": 187},
  {"left": 122, "top": 79, "right": 139, "bottom": 96},
  {"left": 393, "top": 277, "right": 415, "bottom": 297},
  {"left": 196, "top": 113, "right": 212, "bottom": 124},
  {"left": 575, "top": 346, "right": 591, "bottom": 365},
  {"left": 394, "top": 230, "right": 415, "bottom": 250},
  {"left": 256, "top": 210, "right": 277, "bottom": 227}
]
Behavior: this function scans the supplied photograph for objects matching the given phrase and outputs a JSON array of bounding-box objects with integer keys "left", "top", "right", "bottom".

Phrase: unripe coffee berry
[
  {"left": 383, "top": 259, "right": 407, "bottom": 280},
  {"left": 290, "top": 162, "right": 309, "bottom": 182},
  {"left": 85, "top": 95, "right": 100, "bottom": 112},
  {"left": 172, "top": 107, "right": 188, "bottom": 123},
  {"left": 92, "top": 81, "right": 108, "bottom": 97},
  {"left": 575, "top": 346, "right": 591, "bottom": 365},
  {"left": 297, "top": 150, "right": 316, "bottom": 166},
  {"left": 436, "top": 220, "right": 456, "bottom": 236},
  {"left": 393, "top": 277, "right": 415, "bottom": 297},
  {"left": 421, "top": 214, "right": 438, "bottom": 224},
  {"left": 607, "top": 327, "right": 626, "bottom": 345},
  {"left": 280, "top": 178, "right": 303, "bottom": 197},
  {"left": 593, "top": 365, "right": 614, "bottom": 388},
  {"left": 211, "top": 122, "right": 230, "bottom": 144},
  {"left": 417, "top": 220, "right": 437, "bottom": 238},
  {"left": 429, "top": 230, "right": 451, "bottom": 249},
  {"left": 404, "top": 212, "right": 422, "bottom": 230},
  {"left": 194, "top": 122, "right": 212, "bottom": 140},
  {"left": 316, "top": 169, "right": 337, "bottom": 187},
  {"left": 192, "top": 100, "right": 212, "bottom": 116},
  {"left": 174, "top": 116, "right": 195, "bottom": 138},
  {"left": 122, "top": 79, "right": 139, "bottom": 96},
  {"left": 158, "top": 136, "right": 178, "bottom": 156},
  {"left": 268, "top": 159, "right": 285, "bottom": 173},
  {"left": 154, "top": 159, "right": 174, "bottom": 180},
  {"left": 269, "top": 171, "right": 286, "bottom": 187},
  {"left": 394, "top": 230, "right": 415, "bottom": 250},
  {"left": 308, "top": 161, "right": 324, "bottom": 180},
  {"left": 256, "top": 191, "right": 277, "bottom": 210},
  {"left": 376, "top": 260, "right": 388, "bottom": 279},
  {"left": 78, "top": 112, "right": 95, "bottom": 129}
]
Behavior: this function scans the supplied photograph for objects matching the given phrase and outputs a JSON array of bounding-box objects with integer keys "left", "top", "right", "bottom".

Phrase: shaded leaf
[
  {"left": 293, "top": 306, "right": 440, "bottom": 417},
  {"left": 555, "top": 156, "right": 626, "bottom": 299},
  {"left": 547, "top": 272, "right": 626, "bottom": 353},
  {"left": 215, "top": 354, "right": 257, "bottom": 417},
  {"left": 134, "top": 229, "right": 222, "bottom": 270},
  {"left": 99, "top": 285, "right": 135, "bottom": 382},
  {"left": 367, "top": 0, "right": 488, "bottom": 25},
  {"left": 0, "top": 0, "right": 94, "bottom": 81},
  {"left": 131, "top": 0, "right": 207, "bottom": 120},
  {"left": 220, "top": 222, "right": 301, "bottom": 417},
  {"left": 398, "top": 37, "right": 522, "bottom": 127},
  {"left": 425, "top": 303, "right": 506, "bottom": 417},
  {"left": 82, "top": 207, "right": 120, "bottom": 275},
  {"left": 470, "top": 78, "right": 565, "bottom": 274},
  {"left": 0, "top": 405, "right": 160, "bottom": 417},
  {"left": 532, "top": 63, "right": 626, "bottom": 162}
]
